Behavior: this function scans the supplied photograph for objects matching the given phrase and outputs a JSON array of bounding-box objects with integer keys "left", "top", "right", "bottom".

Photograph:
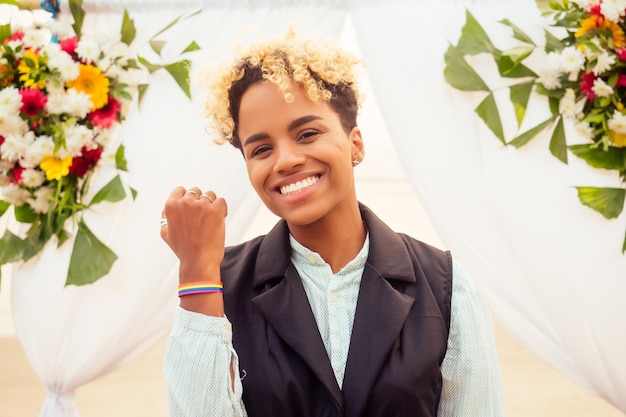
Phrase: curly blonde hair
[{"left": 203, "top": 29, "right": 364, "bottom": 151}]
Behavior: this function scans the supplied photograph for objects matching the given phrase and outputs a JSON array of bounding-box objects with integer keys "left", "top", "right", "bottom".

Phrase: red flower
[
  {"left": 19, "top": 88, "right": 48, "bottom": 117},
  {"left": 88, "top": 96, "right": 121, "bottom": 129},
  {"left": 10, "top": 165, "right": 24, "bottom": 184},
  {"left": 69, "top": 146, "right": 103, "bottom": 177},
  {"left": 0, "top": 136, "right": 4, "bottom": 146},
  {"left": 8, "top": 31, "right": 24, "bottom": 43},
  {"left": 579, "top": 72, "right": 596, "bottom": 102},
  {"left": 617, "top": 48, "right": 626, "bottom": 61},
  {"left": 617, "top": 75, "right": 626, "bottom": 88},
  {"left": 60, "top": 36, "right": 78, "bottom": 56}
]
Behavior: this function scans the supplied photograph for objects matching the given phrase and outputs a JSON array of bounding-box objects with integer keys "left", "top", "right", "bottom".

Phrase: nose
[{"left": 273, "top": 140, "right": 305, "bottom": 173}]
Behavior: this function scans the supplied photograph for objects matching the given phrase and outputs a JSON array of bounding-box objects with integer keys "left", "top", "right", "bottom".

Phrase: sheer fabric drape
[
  {"left": 7, "top": 3, "right": 346, "bottom": 416},
  {"left": 6, "top": 0, "right": 625, "bottom": 415}
]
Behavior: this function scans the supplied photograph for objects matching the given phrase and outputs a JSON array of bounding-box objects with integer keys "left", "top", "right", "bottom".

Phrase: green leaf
[
  {"left": 150, "top": 39, "right": 167, "bottom": 56},
  {"left": 575, "top": 186, "right": 626, "bottom": 219},
  {"left": 0, "top": 200, "right": 10, "bottom": 217},
  {"left": 443, "top": 45, "right": 490, "bottom": 92},
  {"left": 137, "top": 56, "right": 163, "bottom": 74},
  {"left": 509, "top": 116, "right": 556, "bottom": 147},
  {"left": 0, "top": 0, "right": 19, "bottom": 6},
  {"left": 138, "top": 84, "right": 149, "bottom": 108},
  {"left": 510, "top": 81, "right": 534, "bottom": 127},
  {"left": 544, "top": 29, "right": 563, "bottom": 53},
  {"left": 499, "top": 19, "right": 537, "bottom": 45},
  {"left": 66, "top": 220, "right": 117, "bottom": 286},
  {"left": 475, "top": 92, "right": 505, "bottom": 144},
  {"left": 496, "top": 54, "right": 538, "bottom": 78},
  {"left": 622, "top": 227, "right": 626, "bottom": 254},
  {"left": 182, "top": 40, "right": 201, "bottom": 53},
  {"left": 569, "top": 144, "right": 625, "bottom": 170},
  {"left": 150, "top": 14, "right": 184, "bottom": 39},
  {"left": 116, "top": 144, "right": 128, "bottom": 171},
  {"left": 0, "top": 229, "right": 27, "bottom": 265},
  {"left": 535, "top": 0, "right": 551, "bottom": 13},
  {"left": 456, "top": 9, "right": 498, "bottom": 55},
  {"left": 14, "top": 204, "right": 37, "bottom": 223},
  {"left": 69, "top": 0, "right": 85, "bottom": 37},
  {"left": 165, "top": 60, "right": 192, "bottom": 99},
  {"left": 0, "top": 23, "right": 11, "bottom": 43},
  {"left": 549, "top": 116, "right": 568, "bottom": 163},
  {"left": 130, "top": 187, "right": 138, "bottom": 200},
  {"left": 120, "top": 9, "right": 136, "bottom": 45},
  {"left": 89, "top": 175, "right": 126, "bottom": 206}
]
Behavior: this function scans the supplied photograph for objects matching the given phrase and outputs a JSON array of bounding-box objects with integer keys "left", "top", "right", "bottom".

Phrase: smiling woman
[{"left": 158, "top": 30, "right": 506, "bottom": 417}]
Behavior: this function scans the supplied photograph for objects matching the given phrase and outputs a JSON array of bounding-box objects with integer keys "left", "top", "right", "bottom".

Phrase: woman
[{"left": 160, "top": 30, "right": 505, "bottom": 416}]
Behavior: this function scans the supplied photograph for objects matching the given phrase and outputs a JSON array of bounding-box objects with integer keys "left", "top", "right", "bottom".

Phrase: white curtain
[
  {"left": 351, "top": 0, "right": 626, "bottom": 412},
  {"left": 8, "top": 2, "right": 347, "bottom": 416},
  {"left": 7, "top": 0, "right": 626, "bottom": 415}
]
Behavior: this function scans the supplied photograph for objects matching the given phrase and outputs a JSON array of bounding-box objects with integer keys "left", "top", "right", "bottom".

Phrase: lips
[{"left": 278, "top": 175, "right": 319, "bottom": 196}]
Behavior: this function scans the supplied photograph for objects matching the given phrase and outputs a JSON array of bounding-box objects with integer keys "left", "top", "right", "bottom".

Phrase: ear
[{"left": 349, "top": 127, "right": 364, "bottom": 164}]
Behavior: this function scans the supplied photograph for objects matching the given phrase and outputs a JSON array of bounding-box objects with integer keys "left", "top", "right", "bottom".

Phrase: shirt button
[
  {"left": 330, "top": 291, "right": 338, "bottom": 302},
  {"left": 307, "top": 254, "right": 317, "bottom": 264}
]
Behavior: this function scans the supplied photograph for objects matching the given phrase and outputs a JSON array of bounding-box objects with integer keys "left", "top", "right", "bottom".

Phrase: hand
[{"left": 160, "top": 186, "right": 228, "bottom": 283}]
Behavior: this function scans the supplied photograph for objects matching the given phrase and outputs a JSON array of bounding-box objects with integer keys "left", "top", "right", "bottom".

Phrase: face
[{"left": 238, "top": 81, "right": 364, "bottom": 227}]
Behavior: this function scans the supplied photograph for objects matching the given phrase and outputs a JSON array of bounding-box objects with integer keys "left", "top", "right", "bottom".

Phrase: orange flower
[
  {"left": 66, "top": 64, "right": 109, "bottom": 110},
  {"left": 576, "top": 15, "right": 626, "bottom": 49}
]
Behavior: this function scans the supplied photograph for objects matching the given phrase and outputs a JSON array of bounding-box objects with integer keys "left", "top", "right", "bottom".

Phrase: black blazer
[{"left": 221, "top": 203, "right": 453, "bottom": 417}]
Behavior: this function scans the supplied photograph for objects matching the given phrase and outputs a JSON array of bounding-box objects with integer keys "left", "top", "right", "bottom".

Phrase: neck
[{"left": 288, "top": 201, "right": 366, "bottom": 273}]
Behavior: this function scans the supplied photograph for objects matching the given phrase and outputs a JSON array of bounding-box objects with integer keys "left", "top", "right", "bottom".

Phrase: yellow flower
[
  {"left": 576, "top": 16, "right": 626, "bottom": 48},
  {"left": 66, "top": 64, "right": 110, "bottom": 110},
  {"left": 40, "top": 155, "right": 73, "bottom": 181},
  {"left": 17, "top": 49, "right": 47, "bottom": 89}
]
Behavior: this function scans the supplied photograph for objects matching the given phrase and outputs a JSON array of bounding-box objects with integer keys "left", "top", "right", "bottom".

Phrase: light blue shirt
[{"left": 164, "top": 234, "right": 506, "bottom": 416}]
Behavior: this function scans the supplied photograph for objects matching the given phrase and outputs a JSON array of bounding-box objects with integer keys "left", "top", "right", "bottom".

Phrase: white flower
[
  {"left": 76, "top": 37, "right": 101, "bottom": 63},
  {"left": 0, "top": 131, "right": 35, "bottom": 161},
  {"left": 0, "top": 174, "right": 10, "bottom": 187},
  {"left": 571, "top": 0, "right": 600, "bottom": 11},
  {"left": 0, "top": 160, "right": 13, "bottom": 171},
  {"left": 21, "top": 28, "right": 50, "bottom": 49},
  {"left": 601, "top": 0, "right": 626, "bottom": 22},
  {"left": 574, "top": 121, "right": 594, "bottom": 140},
  {"left": 592, "top": 78, "right": 614, "bottom": 97},
  {"left": 1, "top": 183, "right": 30, "bottom": 206},
  {"left": 607, "top": 110, "right": 626, "bottom": 134},
  {"left": 592, "top": 52, "right": 616, "bottom": 75},
  {"left": 0, "top": 111, "right": 29, "bottom": 136},
  {"left": 28, "top": 186, "right": 54, "bottom": 213},
  {"left": 0, "top": 86, "right": 23, "bottom": 115},
  {"left": 46, "top": 46, "right": 80, "bottom": 82},
  {"left": 64, "top": 89, "right": 93, "bottom": 118},
  {"left": 559, "top": 88, "right": 580, "bottom": 119},
  {"left": 45, "top": 19, "right": 75, "bottom": 40},
  {"left": 559, "top": 46, "right": 586, "bottom": 73},
  {"left": 107, "top": 41, "right": 129, "bottom": 62},
  {"left": 20, "top": 168, "right": 45, "bottom": 188},
  {"left": 22, "top": 135, "right": 54, "bottom": 167},
  {"left": 538, "top": 66, "right": 562, "bottom": 90},
  {"left": 62, "top": 124, "right": 93, "bottom": 157}
]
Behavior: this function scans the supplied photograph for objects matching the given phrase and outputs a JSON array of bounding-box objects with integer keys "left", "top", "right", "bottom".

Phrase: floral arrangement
[
  {"left": 0, "top": 0, "right": 200, "bottom": 285},
  {"left": 445, "top": 0, "right": 626, "bottom": 252}
]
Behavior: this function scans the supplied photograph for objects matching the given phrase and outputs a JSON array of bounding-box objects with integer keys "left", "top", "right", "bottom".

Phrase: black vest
[{"left": 221, "top": 204, "right": 452, "bottom": 417}]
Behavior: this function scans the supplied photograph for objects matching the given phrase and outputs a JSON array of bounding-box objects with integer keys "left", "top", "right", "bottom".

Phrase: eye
[
  {"left": 297, "top": 130, "right": 320, "bottom": 141},
  {"left": 250, "top": 144, "right": 272, "bottom": 157}
]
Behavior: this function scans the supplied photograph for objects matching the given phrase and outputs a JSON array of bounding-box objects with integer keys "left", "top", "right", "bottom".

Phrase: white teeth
[{"left": 280, "top": 176, "right": 319, "bottom": 195}]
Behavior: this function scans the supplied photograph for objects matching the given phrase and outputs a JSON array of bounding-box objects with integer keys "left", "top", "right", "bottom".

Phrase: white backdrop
[{"left": 1, "top": 0, "right": 625, "bottom": 415}]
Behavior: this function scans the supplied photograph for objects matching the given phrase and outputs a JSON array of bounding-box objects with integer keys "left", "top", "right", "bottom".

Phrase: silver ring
[
  {"left": 160, "top": 218, "right": 168, "bottom": 226},
  {"left": 185, "top": 190, "right": 199, "bottom": 198},
  {"left": 199, "top": 194, "right": 214, "bottom": 203}
]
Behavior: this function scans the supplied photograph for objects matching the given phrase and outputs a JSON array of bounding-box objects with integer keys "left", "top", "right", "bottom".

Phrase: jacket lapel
[
  {"left": 250, "top": 221, "right": 344, "bottom": 412},
  {"left": 341, "top": 204, "right": 417, "bottom": 417}
]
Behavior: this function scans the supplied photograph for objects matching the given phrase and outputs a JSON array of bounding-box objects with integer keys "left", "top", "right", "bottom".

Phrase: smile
[{"left": 279, "top": 176, "right": 319, "bottom": 196}]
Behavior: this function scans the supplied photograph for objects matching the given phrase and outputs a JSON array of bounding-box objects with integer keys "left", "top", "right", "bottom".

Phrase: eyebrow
[{"left": 243, "top": 115, "right": 324, "bottom": 148}]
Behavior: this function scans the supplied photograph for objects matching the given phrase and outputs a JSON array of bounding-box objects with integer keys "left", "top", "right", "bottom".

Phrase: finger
[
  {"left": 199, "top": 190, "right": 217, "bottom": 203},
  {"left": 169, "top": 185, "right": 186, "bottom": 200},
  {"left": 212, "top": 196, "right": 228, "bottom": 217},
  {"left": 184, "top": 187, "right": 202, "bottom": 199}
]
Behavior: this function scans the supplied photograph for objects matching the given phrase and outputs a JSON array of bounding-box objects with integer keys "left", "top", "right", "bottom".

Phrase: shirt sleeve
[
  {"left": 164, "top": 306, "right": 248, "bottom": 417},
  {"left": 437, "top": 259, "right": 507, "bottom": 416}
]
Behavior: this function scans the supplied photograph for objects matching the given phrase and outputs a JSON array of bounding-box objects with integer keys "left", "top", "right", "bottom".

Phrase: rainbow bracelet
[{"left": 178, "top": 281, "right": 223, "bottom": 297}]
